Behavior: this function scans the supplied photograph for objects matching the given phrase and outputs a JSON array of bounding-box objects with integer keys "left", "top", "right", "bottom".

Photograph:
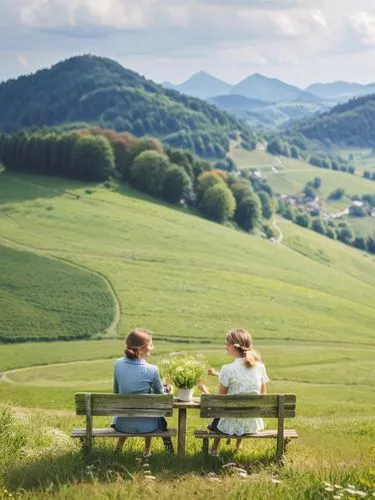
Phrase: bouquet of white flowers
[
  {"left": 166, "top": 356, "right": 205, "bottom": 389},
  {"left": 162, "top": 355, "right": 206, "bottom": 401}
]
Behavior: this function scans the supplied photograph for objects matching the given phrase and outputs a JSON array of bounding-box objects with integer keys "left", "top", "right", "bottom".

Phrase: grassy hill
[
  {"left": 0, "top": 170, "right": 374, "bottom": 498},
  {"left": 0, "top": 244, "right": 115, "bottom": 342},
  {"left": 1, "top": 170, "right": 375, "bottom": 343},
  {"left": 0, "top": 55, "right": 254, "bottom": 158}
]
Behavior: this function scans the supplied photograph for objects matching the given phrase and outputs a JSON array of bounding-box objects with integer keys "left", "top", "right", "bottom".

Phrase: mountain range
[{"left": 162, "top": 71, "right": 375, "bottom": 105}]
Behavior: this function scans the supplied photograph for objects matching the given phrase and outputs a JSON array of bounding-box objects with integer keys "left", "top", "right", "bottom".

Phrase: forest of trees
[
  {"left": 0, "top": 128, "right": 273, "bottom": 235},
  {"left": 0, "top": 55, "right": 256, "bottom": 159},
  {"left": 290, "top": 94, "right": 375, "bottom": 147}
]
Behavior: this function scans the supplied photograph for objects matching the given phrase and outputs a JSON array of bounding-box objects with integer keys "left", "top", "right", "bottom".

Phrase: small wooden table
[{"left": 173, "top": 397, "right": 201, "bottom": 456}]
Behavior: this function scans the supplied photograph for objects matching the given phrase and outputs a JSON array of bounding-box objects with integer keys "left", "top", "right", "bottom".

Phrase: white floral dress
[{"left": 217, "top": 359, "right": 269, "bottom": 436}]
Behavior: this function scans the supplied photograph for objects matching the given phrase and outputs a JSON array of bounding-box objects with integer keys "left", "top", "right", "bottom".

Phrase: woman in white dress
[{"left": 199, "top": 328, "right": 269, "bottom": 456}]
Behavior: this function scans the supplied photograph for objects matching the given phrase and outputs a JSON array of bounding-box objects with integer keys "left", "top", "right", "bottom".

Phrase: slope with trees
[{"left": 0, "top": 55, "right": 255, "bottom": 159}]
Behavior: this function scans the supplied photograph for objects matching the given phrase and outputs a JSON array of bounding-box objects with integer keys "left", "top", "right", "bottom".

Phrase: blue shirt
[{"left": 112, "top": 357, "right": 165, "bottom": 433}]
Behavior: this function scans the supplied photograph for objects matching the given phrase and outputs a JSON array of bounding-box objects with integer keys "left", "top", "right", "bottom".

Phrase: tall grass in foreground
[{"left": 1, "top": 405, "right": 374, "bottom": 499}]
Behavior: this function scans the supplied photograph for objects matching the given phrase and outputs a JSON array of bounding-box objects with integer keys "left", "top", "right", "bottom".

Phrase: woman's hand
[
  {"left": 163, "top": 383, "right": 172, "bottom": 394},
  {"left": 197, "top": 381, "right": 210, "bottom": 394},
  {"left": 208, "top": 367, "right": 219, "bottom": 376}
]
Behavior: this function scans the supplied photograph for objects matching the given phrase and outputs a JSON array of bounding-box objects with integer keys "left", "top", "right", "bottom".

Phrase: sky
[{"left": 1, "top": 0, "right": 375, "bottom": 88}]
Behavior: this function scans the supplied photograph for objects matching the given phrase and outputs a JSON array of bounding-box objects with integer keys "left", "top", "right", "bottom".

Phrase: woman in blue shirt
[{"left": 112, "top": 328, "right": 172, "bottom": 456}]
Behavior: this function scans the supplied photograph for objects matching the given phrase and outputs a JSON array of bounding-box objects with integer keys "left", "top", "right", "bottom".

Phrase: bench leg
[
  {"left": 276, "top": 440, "right": 284, "bottom": 466},
  {"left": 202, "top": 438, "right": 209, "bottom": 457},
  {"left": 79, "top": 437, "right": 93, "bottom": 454}
]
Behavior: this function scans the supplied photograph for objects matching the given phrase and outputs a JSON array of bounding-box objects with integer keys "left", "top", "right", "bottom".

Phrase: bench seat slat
[
  {"left": 201, "top": 408, "right": 296, "bottom": 418},
  {"left": 71, "top": 428, "right": 177, "bottom": 438},
  {"left": 194, "top": 429, "right": 298, "bottom": 439}
]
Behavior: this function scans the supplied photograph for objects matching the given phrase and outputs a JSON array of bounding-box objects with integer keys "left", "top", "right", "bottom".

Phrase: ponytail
[
  {"left": 244, "top": 349, "right": 261, "bottom": 368},
  {"left": 227, "top": 328, "right": 262, "bottom": 369}
]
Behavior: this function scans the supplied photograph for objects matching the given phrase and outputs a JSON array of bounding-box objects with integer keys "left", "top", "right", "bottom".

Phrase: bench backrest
[
  {"left": 75, "top": 393, "right": 174, "bottom": 418},
  {"left": 200, "top": 394, "right": 296, "bottom": 419}
]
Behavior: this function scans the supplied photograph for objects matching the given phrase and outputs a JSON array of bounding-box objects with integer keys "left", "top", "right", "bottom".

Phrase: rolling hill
[
  {"left": 1, "top": 170, "right": 375, "bottom": 344},
  {"left": 0, "top": 55, "right": 254, "bottom": 158},
  {"left": 0, "top": 169, "right": 374, "bottom": 498},
  {"left": 292, "top": 93, "right": 375, "bottom": 147}
]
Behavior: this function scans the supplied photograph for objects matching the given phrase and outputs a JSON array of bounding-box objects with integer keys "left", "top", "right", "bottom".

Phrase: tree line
[{"left": 0, "top": 128, "right": 274, "bottom": 234}]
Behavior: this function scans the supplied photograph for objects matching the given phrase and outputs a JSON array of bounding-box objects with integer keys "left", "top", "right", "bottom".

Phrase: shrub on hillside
[
  {"left": 328, "top": 188, "right": 345, "bottom": 200},
  {"left": 196, "top": 171, "right": 224, "bottom": 202},
  {"left": 130, "top": 150, "right": 170, "bottom": 196},
  {"left": 326, "top": 226, "right": 337, "bottom": 239},
  {"left": 162, "top": 165, "right": 193, "bottom": 204},
  {"left": 337, "top": 225, "right": 355, "bottom": 245},
  {"left": 311, "top": 218, "right": 327, "bottom": 235},
  {"left": 128, "top": 137, "right": 163, "bottom": 167},
  {"left": 71, "top": 135, "right": 115, "bottom": 181},
  {"left": 201, "top": 183, "right": 236, "bottom": 222},
  {"left": 295, "top": 211, "right": 311, "bottom": 229},
  {"left": 262, "top": 223, "right": 275, "bottom": 239},
  {"left": 283, "top": 205, "right": 296, "bottom": 222},
  {"left": 111, "top": 135, "right": 137, "bottom": 180},
  {"left": 235, "top": 194, "right": 262, "bottom": 232},
  {"left": 353, "top": 236, "right": 368, "bottom": 251},
  {"left": 229, "top": 180, "right": 254, "bottom": 205},
  {"left": 257, "top": 190, "right": 273, "bottom": 220}
]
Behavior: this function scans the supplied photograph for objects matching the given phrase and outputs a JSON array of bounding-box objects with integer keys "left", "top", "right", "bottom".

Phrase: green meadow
[
  {"left": 0, "top": 170, "right": 374, "bottom": 499},
  {"left": 231, "top": 145, "right": 375, "bottom": 198}
]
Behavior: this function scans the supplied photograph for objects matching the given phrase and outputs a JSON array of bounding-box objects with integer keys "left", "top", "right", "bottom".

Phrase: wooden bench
[
  {"left": 194, "top": 394, "right": 297, "bottom": 463},
  {"left": 71, "top": 393, "right": 176, "bottom": 453}
]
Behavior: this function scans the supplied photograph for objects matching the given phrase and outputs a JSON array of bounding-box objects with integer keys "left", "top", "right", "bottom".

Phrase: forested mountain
[
  {"left": 230, "top": 74, "right": 321, "bottom": 103},
  {"left": 0, "top": 55, "right": 255, "bottom": 158},
  {"left": 291, "top": 93, "right": 375, "bottom": 147}
]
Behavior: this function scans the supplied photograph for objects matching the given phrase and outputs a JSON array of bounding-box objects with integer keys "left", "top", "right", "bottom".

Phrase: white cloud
[
  {"left": 18, "top": 54, "right": 30, "bottom": 67},
  {"left": 310, "top": 9, "right": 328, "bottom": 29},
  {"left": 20, "top": 0, "right": 152, "bottom": 31},
  {"left": 0, "top": 0, "right": 374, "bottom": 87},
  {"left": 277, "top": 53, "right": 299, "bottom": 65},
  {"left": 347, "top": 11, "right": 375, "bottom": 47}
]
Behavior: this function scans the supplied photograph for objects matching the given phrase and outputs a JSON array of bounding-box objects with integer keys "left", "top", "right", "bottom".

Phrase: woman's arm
[
  {"left": 219, "top": 383, "right": 228, "bottom": 395},
  {"left": 260, "top": 382, "right": 267, "bottom": 395},
  {"left": 113, "top": 372, "right": 119, "bottom": 394},
  {"left": 151, "top": 367, "right": 165, "bottom": 394}
]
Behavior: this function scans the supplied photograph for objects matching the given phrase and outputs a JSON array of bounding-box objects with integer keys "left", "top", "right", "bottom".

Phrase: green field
[
  {"left": 230, "top": 146, "right": 375, "bottom": 198},
  {"left": 0, "top": 170, "right": 374, "bottom": 499},
  {"left": 333, "top": 146, "right": 375, "bottom": 174},
  {"left": 0, "top": 244, "right": 116, "bottom": 342}
]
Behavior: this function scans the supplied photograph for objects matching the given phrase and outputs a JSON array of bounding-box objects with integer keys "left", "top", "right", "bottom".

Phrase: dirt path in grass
[
  {"left": 0, "top": 236, "right": 120, "bottom": 338},
  {"left": 272, "top": 219, "right": 283, "bottom": 244}
]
